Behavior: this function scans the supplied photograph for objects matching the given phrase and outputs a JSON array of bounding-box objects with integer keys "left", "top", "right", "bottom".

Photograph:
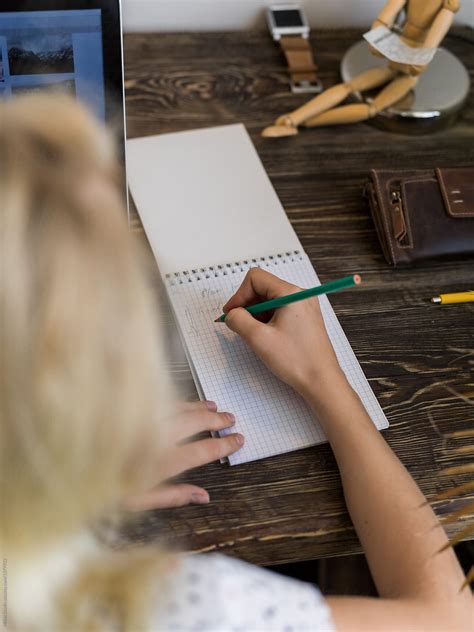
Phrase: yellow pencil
[{"left": 430, "top": 290, "right": 474, "bottom": 305}]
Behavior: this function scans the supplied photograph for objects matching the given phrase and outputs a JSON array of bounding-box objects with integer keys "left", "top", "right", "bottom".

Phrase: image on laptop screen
[{"left": 0, "top": 10, "right": 106, "bottom": 121}]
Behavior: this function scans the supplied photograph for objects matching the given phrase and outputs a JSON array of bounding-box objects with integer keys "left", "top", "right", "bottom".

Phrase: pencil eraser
[{"left": 354, "top": 274, "right": 362, "bottom": 285}]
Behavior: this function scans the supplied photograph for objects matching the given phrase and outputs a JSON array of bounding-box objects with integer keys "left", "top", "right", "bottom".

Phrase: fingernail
[
  {"left": 191, "top": 493, "right": 210, "bottom": 505},
  {"left": 225, "top": 412, "right": 235, "bottom": 424},
  {"left": 205, "top": 401, "right": 217, "bottom": 411},
  {"left": 235, "top": 433, "right": 244, "bottom": 447}
]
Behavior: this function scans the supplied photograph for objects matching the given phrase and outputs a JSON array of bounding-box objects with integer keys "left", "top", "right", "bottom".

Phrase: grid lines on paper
[{"left": 167, "top": 253, "right": 388, "bottom": 465}]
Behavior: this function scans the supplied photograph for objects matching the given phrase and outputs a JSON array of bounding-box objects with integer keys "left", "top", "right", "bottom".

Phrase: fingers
[
  {"left": 174, "top": 408, "right": 236, "bottom": 443},
  {"left": 161, "top": 433, "right": 244, "bottom": 477},
  {"left": 122, "top": 483, "right": 210, "bottom": 512},
  {"left": 223, "top": 268, "right": 299, "bottom": 313},
  {"left": 225, "top": 307, "right": 268, "bottom": 347},
  {"left": 177, "top": 400, "right": 218, "bottom": 413}
]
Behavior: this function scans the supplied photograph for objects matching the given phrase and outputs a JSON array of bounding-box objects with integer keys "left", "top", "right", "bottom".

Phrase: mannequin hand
[
  {"left": 368, "top": 44, "right": 385, "bottom": 59},
  {"left": 371, "top": 18, "right": 388, "bottom": 30},
  {"left": 223, "top": 268, "right": 345, "bottom": 401},
  {"left": 121, "top": 401, "right": 243, "bottom": 511},
  {"left": 389, "top": 60, "right": 427, "bottom": 75}
]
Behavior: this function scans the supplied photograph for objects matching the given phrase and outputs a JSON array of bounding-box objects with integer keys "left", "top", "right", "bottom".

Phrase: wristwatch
[{"left": 266, "top": 3, "right": 323, "bottom": 94}]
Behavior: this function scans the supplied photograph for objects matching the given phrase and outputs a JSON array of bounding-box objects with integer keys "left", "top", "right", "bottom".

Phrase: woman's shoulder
[{"left": 155, "top": 552, "right": 335, "bottom": 631}]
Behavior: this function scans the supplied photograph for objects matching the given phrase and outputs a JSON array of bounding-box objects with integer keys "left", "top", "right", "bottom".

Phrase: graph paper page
[{"left": 167, "top": 253, "right": 388, "bottom": 465}]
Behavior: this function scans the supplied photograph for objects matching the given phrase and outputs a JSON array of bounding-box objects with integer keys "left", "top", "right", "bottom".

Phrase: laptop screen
[
  {"left": 0, "top": 10, "right": 106, "bottom": 121},
  {"left": 0, "top": 1, "right": 127, "bottom": 206}
]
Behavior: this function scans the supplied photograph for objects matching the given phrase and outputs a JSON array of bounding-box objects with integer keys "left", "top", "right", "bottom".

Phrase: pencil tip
[{"left": 214, "top": 318, "right": 220, "bottom": 322}]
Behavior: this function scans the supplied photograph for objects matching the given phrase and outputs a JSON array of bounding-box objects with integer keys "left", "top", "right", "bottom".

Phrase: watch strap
[{"left": 280, "top": 36, "right": 321, "bottom": 92}]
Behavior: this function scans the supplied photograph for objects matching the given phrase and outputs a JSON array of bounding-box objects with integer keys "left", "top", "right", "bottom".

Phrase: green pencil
[{"left": 214, "top": 274, "right": 361, "bottom": 323}]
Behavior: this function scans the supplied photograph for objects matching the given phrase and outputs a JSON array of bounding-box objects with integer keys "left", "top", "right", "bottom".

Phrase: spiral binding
[{"left": 165, "top": 250, "right": 304, "bottom": 286}]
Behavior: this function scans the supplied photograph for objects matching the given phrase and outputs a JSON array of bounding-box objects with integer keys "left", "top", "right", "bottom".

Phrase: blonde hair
[{"left": 0, "top": 95, "right": 175, "bottom": 629}]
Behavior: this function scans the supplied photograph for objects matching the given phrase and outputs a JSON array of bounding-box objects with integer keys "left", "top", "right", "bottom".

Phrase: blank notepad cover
[{"left": 127, "top": 125, "right": 389, "bottom": 465}]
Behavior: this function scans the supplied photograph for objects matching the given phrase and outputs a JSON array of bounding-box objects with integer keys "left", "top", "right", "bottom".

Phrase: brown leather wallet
[{"left": 365, "top": 167, "right": 474, "bottom": 266}]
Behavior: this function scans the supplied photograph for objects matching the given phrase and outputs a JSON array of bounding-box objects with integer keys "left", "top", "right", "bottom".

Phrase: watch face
[{"left": 273, "top": 9, "right": 304, "bottom": 28}]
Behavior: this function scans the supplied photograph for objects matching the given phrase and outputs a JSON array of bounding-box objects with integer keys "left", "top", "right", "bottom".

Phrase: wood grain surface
[{"left": 122, "top": 29, "right": 474, "bottom": 565}]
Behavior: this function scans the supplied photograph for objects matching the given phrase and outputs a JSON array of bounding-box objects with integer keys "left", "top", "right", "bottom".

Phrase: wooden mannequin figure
[{"left": 262, "top": 0, "right": 460, "bottom": 137}]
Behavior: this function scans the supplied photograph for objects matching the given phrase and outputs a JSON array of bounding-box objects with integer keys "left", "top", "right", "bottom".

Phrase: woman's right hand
[{"left": 223, "top": 268, "right": 347, "bottom": 401}]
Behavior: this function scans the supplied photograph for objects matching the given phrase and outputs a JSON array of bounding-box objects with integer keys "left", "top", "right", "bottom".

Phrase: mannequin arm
[
  {"left": 423, "top": 6, "right": 456, "bottom": 49},
  {"left": 389, "top": 3, "right": 458, "bottom": 75},
  {"left": 372, "top": 0, "right": 407, "bottom": 29}
]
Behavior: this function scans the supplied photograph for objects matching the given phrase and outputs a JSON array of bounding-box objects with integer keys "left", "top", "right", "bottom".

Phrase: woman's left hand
[{"left": 121, "top": 401, "right": 243, "bottom": 511}]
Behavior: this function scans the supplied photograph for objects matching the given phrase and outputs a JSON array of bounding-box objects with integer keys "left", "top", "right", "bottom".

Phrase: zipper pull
[{"left": 390, "top": 190, "right": 407, "bottom": 242}]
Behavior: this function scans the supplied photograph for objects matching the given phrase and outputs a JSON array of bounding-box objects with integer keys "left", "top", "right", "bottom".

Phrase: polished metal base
[{"left": 340, "top": 40, "right": 470, "bottom": 134}]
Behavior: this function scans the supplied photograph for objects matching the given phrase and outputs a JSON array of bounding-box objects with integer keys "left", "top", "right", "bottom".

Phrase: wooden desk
[{"left": 123, "top": 29, "right": 474, "bottom": 566}]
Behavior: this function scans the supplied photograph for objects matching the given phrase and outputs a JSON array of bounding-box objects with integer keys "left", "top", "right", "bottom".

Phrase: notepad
[{"left": 127, "top": 124, "right": 389, "bottom": 465}]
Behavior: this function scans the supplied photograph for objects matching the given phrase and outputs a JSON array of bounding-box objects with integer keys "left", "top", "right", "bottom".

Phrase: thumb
[{"left": 225, "top": 307, "right": 266, "bottom": 346}]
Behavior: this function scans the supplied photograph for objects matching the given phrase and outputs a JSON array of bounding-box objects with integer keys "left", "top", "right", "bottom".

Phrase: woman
[{"left": 0, "top": 95, "right": 471, "bottom": 631}]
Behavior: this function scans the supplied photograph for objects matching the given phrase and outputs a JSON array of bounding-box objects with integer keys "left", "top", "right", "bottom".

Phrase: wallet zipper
[{"left": 390, "top": 186, "right": 408, "bottom": 244}]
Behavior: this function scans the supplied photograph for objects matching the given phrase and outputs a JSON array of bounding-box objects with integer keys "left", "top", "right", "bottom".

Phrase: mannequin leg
[
  {"left": 303, "top": 103, "right": 375, "bottom": 126},
  {"left": 262, "top": 66, "right": 394, "bottom": 138},
  {"left": 304, "top": 74, "right": 419, "bottom": 127}
]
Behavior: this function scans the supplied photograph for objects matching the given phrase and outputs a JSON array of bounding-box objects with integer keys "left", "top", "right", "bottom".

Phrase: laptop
[{"left": 0, "top": 0, "right": 127, "bottom": 205}]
